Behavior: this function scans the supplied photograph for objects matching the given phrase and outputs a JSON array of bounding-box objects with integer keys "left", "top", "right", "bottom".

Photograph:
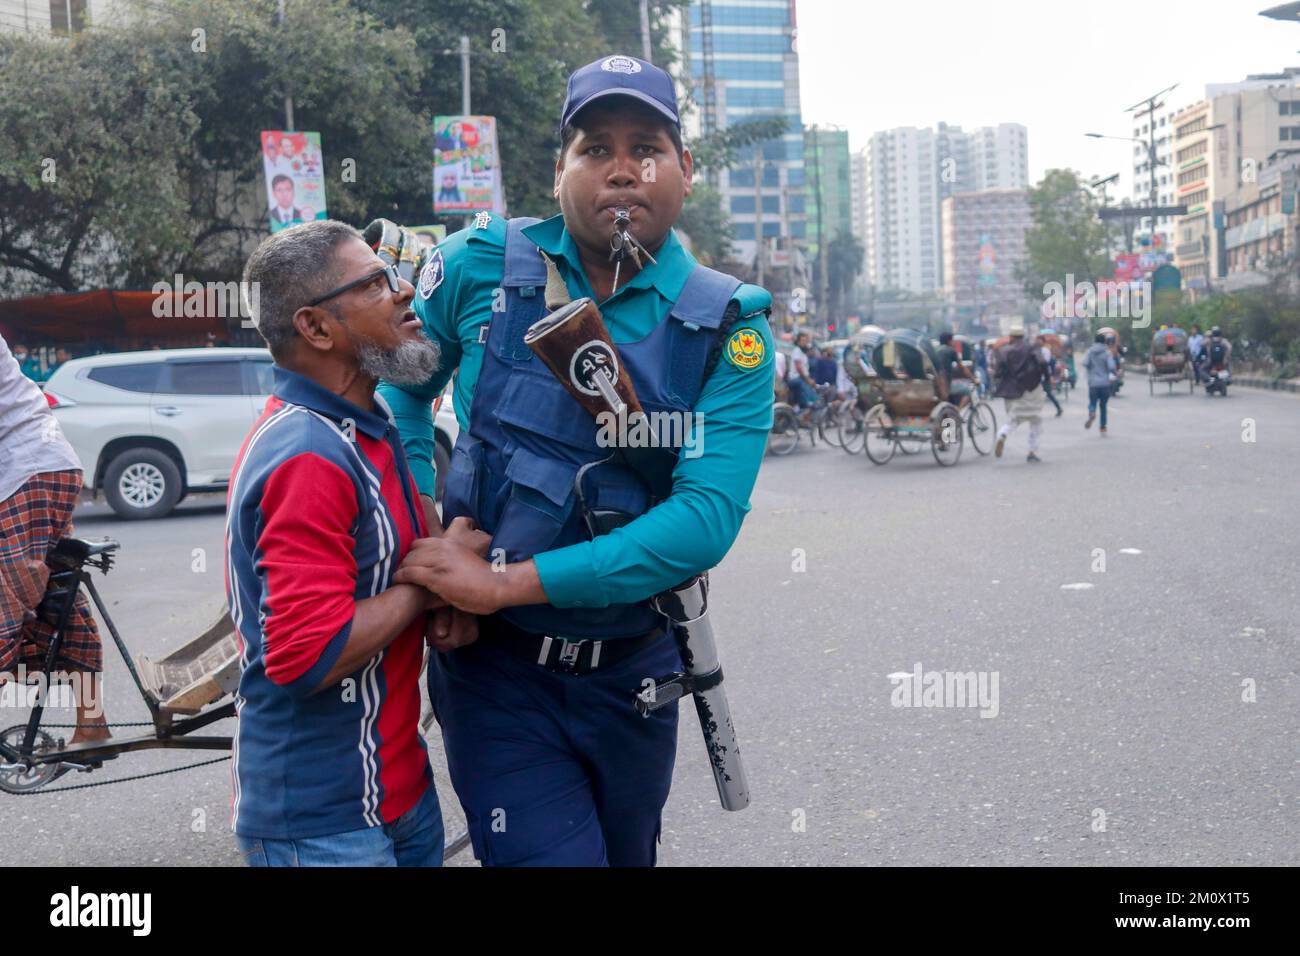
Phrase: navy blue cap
[{"left": 560, "top": 55, "right": 680, "bottom": 131}]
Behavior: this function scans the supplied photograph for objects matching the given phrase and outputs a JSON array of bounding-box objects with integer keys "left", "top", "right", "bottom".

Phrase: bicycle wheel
[
  {"left": 966, "top": 401, "right": 997, "bottom": 456},
  {"left": 819, "top": 402, "right": 847, "bottom": 448},
  {"left": 862, "top": 405, "right": 896, "bottom": 465},
  {"left": 838, "top": 403, "right": 866, "bottom": 454},
  {"left": 768, "top": 404, "right": 800, "bottom": 456}
]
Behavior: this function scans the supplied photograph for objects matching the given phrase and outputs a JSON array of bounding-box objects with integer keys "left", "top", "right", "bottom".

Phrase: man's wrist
[
  {"left": 496, "top": 560, "right": 547, "bottom": 610},
  {"left": 419, "top": 495, "right": 443, "bottom": 537}
]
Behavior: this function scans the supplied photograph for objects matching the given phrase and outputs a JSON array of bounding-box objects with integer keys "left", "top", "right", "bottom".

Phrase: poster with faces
[{"left": 261, "top": 131, "right": 328, "bottom": 233}]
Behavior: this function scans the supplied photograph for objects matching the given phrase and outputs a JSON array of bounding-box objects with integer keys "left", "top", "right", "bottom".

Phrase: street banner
[
  {"left": 409, "top": 224, "right": 448, "bottom": 252},
  {"left": 433, "top": 115, "right": 504, "bottom": 214},
  {"left": 977, "top": 233, "right": 997, "bottom": 286},
  {"left": 261, "top": 131, "right": 328, "bottom": 233}
]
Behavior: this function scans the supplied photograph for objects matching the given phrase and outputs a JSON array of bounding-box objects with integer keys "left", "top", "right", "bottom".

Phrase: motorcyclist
[
  {"left": 1203, "top": 326, "right": 1232, "bottom": 393},
  {"left": 1204, "top": 326, "right": 1231, "bottom": 371}
]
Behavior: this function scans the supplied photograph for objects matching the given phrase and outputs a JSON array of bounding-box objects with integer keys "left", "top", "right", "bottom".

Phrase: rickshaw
[
  {"left": 768, "top": 344, "right": 842, "bottom": 456},
  {"left": 0, "top": 536, "right": 476, "bottom": 858},
  {"left": 1149, "top": 326, "right": 1194, "bottom": 395},
  {"left": 0, "top": 537, "right": 237, "bottom": 794},
  {"left": 836, "top": 327, "right": 886, "bottom": 453},
  {"left": 857, "top": 329, "right": 996, "bottom": 466}
]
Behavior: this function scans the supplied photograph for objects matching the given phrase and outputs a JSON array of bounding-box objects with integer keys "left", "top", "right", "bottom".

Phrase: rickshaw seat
[
  {"left": 47, "top": 537, "right": 120, "bottom": 570},
  {"left": 136, "top": 609, "right": 240, "bottom": 715}
]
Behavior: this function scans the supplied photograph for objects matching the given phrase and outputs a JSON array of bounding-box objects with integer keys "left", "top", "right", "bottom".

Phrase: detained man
[{"left": 226, "top": 220, "right": 482, "bottom": 866}]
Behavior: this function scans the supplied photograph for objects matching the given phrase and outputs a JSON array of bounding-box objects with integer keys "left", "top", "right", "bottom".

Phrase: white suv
[{"left": 45, "top": 348, "right": 457, "bottom": 519}]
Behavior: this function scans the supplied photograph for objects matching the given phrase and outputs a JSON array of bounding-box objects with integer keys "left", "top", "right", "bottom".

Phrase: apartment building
[{"left": 941, "top": 188, "right": 1031, "bottom": 328}]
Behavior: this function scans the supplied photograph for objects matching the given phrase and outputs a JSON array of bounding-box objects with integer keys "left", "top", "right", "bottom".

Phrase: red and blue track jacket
[{"left": 224, "top": 366, "right": 431, "bottom": 839}]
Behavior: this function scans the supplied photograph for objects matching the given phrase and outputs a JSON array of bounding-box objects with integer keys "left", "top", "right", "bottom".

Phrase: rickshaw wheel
[
  {"left": 0, "top": 725, "right": 64, "bottom": 794},
  {"left": 930, "top": 403, "right": 964, "bottom": 467},
  {"left": 838, "top": 403, "right": 865, "bottom": 454},
  {"left": 768, "top": 404, "right": 800, "bottom": 456},
  {"left": 862, "top": 405, "right": 896, "bottom": 465}
]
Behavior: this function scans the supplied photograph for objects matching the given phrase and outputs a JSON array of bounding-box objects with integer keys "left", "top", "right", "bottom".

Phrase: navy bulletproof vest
[{"left": 441, "top": 217, "right": 740, "bottom": 638}]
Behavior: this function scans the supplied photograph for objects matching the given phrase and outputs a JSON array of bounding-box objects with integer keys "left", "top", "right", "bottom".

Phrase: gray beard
[{"left": 355, "top": 334, "right": 441, "bottom": 386}]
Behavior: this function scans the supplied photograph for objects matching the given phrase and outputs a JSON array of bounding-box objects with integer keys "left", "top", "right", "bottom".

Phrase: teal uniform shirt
[
  {"left": 377, "top": 212, "right": 774, "bottom": 609},
  {"left": 17, "top": 356, "right": 43, "bottom": 381}
]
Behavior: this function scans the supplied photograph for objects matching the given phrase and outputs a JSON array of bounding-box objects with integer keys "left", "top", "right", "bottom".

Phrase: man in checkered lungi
[{"left": 0, "top": 334, "right": 108, "bottom": 745}]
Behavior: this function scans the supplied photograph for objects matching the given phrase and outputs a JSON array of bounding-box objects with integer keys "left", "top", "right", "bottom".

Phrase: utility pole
[
  {"left": 639, "top": 0, "right": 652, "bottom": 62},
  {"left": 813, "top": 129, "right": 828, "bottom": 335},
  {"left": 1127, "top": 85, "right": 1177, "bottom": 243},
  {"left": 460, "top": 35, "right": 471, "bottom": 115},
  {"left": 754, "top": 153, "right": 766, "bottom": 288},
  {"left": 278, "top": 0, "right": 294, "bottom": 130}
]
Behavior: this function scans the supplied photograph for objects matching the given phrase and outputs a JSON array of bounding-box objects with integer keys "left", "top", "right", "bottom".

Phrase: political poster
[
  {"left": 261, "top": 131, "right": 328, "bottom": 233},
  {"left": 433, "top": 116, "right": 504, "bottom": 214}
]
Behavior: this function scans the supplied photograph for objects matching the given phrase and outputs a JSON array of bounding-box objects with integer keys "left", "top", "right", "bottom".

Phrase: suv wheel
[{"left": 103, "top": 448, "right": 183, "bottom": 519}]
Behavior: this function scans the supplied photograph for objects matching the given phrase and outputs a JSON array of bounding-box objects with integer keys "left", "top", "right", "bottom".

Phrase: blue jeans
[
  {"left": 787, "top": 377, "right": 817, "bottom": 409},
  {"left": 238, "top": 784, "right": 444, "bottom": 867},
  {"left": 1088, "top": 385, "right": 1109, "bottom": 429}
]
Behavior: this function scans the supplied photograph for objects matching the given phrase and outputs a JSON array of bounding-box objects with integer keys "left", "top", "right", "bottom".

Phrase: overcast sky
[{"left": 797, "top": 0, "right": 1300, "bottom": 197}]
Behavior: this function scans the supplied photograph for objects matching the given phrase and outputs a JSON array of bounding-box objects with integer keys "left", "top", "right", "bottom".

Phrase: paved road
[{"left": 5, "top": 378, "right": 1297, "bottom": 866}]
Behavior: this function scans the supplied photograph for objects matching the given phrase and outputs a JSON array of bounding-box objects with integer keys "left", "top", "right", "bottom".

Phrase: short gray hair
[{"left": 242, "top": 220, "right": 362, "bottom": 355}]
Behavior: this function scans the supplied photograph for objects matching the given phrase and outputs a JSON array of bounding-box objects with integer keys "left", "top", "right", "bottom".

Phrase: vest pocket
[
  {"left": 493, "top": 446, "right": 579, "bottom": 561},
  {"left": 495, "top": 365, "right": 603, "bottom": 453}
]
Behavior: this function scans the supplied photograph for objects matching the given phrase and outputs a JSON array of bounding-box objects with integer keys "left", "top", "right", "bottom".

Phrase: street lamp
[
  {"left": 1090, "top": 173, "right": 1121, "bottom": 260},
  {"left": 1261, "top": 2, "right": 1300, "bottom": 21},
  {"left": 1085, "top": 132, "right": 1167, "bottom": 236}
]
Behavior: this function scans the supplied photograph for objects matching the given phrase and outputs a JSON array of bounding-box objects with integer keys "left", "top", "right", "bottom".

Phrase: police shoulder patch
[
  {"left": 725, "top": 327, "right": 765, "bottom": 370},
  {"left": 419, "top": 248, "right": 445, "bottom": 299}
]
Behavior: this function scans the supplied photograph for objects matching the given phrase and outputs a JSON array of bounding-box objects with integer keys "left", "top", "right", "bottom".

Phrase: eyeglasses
[{"left": 305, "top": 263, "right": 402, "bottom": 308}]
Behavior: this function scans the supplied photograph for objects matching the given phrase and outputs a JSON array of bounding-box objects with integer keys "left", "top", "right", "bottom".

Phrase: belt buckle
[{"left": 555, "top": 638, "right": 583, "bottom": 673}]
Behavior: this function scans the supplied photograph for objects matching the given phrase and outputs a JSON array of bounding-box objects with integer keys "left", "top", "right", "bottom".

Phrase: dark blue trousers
[{"left": 428, "top": 632, "right": 682, "bottom": 866}]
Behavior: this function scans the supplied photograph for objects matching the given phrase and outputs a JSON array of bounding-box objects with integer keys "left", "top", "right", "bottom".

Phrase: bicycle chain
[
  {"left": 5, "top": 720, "right": 230, "bottom": 794},
  {"left": 5, "top": 755, "right": 231, "bottom": 795}
]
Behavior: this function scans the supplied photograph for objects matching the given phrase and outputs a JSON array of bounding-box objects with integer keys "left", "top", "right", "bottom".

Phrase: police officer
[{"left": 380, "top": 54, "right": 774, "bottom": 866}]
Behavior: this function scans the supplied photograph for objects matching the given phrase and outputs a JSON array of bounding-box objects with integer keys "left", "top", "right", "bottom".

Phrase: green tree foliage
[
  {"left": 677, "top": 116, "right": 789, "bottom": 266},
  {"left": 0, "top": 0, "right": 780, "bottom": 293},
  {"left": 1, "top": 0, "right": 426, "bottom": 292},
  {"left": 351, "top": 0, "right": 609, "bottom": 219},
  {"left": 1019, "top": 169, "right": 1109, "bottom": 302},
  {"left": 676, "top": 183, "right": 733, "bottom": 267},
  {"left": 0, "top": 29, "right": 199, "bottom": 293}
]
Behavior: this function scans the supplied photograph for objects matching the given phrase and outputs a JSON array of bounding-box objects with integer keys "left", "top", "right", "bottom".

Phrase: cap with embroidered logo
[{"left": 561, "top": 55, "right": 680, "bottom": 132}]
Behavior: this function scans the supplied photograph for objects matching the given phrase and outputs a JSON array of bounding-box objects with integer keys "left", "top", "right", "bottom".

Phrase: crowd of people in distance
[
  {"left": 768, "top": 324, "right": 1234, "bottom": 464},
  {"left": 9, "top": 344, "right": 72, "bottom": 383}
]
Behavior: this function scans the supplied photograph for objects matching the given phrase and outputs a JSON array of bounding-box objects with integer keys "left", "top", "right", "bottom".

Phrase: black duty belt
[{"left": 480, "top": 614, "right": 667, "bottom": 675}]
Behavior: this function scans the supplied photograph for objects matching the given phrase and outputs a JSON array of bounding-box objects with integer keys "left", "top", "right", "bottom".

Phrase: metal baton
[{"left": 639, "top": 575, "right": 750, "bottom": 811}]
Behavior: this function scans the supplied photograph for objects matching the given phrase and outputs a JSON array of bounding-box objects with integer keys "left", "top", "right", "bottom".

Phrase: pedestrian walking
[
  {"left": 1037, "top": 334, "right": 1063, "bottom": 418},
  {"left": 1084, "top": 332, "right": 1117, "bottom": 435},
  {"left": 992, "top": 325, "right": 1047, "bottom": 463}
]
